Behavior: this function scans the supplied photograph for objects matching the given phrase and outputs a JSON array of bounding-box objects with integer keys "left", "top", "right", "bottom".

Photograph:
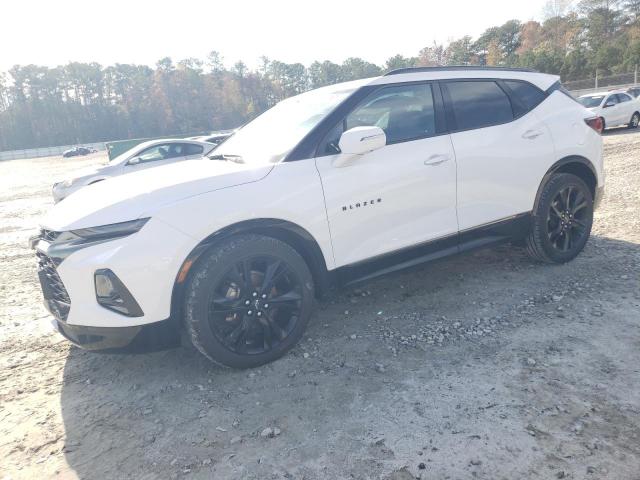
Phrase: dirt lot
[{"left": 0, "top": 131, "right": 639, "bottom": 480}]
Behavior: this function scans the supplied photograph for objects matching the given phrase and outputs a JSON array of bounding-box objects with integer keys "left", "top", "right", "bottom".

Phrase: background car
[
  {"left": 623, "top": 86, "right": 640, "bottom": 98},
  {"left": 53, "top": 138, "right": 215, "bottom": 202},
  {"left": 62, "top": 146, "right": 96, "bottom": 158},
  {"left": 578, "top": 91, "right": 640, "bottom": 130}
]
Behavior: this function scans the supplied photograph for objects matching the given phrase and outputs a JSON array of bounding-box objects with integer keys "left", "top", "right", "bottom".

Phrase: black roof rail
[{"left": 384, "top": 66, "right": 538, "bottom": 76}]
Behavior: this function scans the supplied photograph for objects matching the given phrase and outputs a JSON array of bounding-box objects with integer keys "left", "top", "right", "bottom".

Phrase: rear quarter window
[{"left": 504, "top": 80, "right": 546, "bottom": 116}]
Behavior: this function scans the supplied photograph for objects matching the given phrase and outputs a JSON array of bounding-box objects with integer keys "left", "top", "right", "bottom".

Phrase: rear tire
[
  {"left": 184, "top": 234, "right": 314, "bottom": 368},
  {"left": 525, "top": 173, "right": 593, "bottom": 264}
]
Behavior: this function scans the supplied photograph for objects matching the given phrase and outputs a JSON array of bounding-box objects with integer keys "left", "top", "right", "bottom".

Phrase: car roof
[
  {"left": 134, "top": 138, "right": 211, "bottom": 149},
  {"left": 580, "top": 92, "right": 611, "bottom": 97},
  {"left": 365, "top": 66, "right": 559, "bottom": 91}
]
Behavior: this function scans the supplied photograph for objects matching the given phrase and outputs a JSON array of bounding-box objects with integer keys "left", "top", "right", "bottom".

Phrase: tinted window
[
  {"left": 183, "top": 143, "right": 204, "bottom": 155},
  {"left": 137, "top": 145, "right": 170, "bottom": 163},
  {"left": 616, "top": 93, "right": 632, "bottom": 103},
  {"left": 318, "top": 121, "right": 344, "bottom": 156},
  {"left": 606, "top": 95, "right": 619, "bottom": 106},
  {"left": 505, "top": 80, "right": 546, "bottom": 115},
  {"left": 445, "top": 81, "right": 513, "bottom": 131},
  {"left": 578, "top": 95, "right": 605, "bottom": 108},
  {"left": 346, "top": 83, "right": 436, "bottom": 144}
]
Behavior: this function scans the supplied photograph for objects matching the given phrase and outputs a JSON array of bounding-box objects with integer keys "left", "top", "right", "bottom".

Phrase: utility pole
[
  {"left": 595, "top": 70, "right": 598, "bottom": 90},
  {"left": 635, "top": 64, "right": 638, "bottom": 85}
]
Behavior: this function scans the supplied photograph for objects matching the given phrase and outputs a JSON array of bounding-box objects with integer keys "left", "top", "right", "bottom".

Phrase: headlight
[{"left": 71, "top": 218, "right": 150, "bottom": 241}]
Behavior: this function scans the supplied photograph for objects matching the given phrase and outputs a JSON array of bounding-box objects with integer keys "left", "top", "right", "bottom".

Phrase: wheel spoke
[
  {"left": 269, "top": 290, "right": 302, "bottom": 305},
  {"left": 241, "top": 259, "right": 253, "bottom": 290},
  {"left": 550, "top": 202, "right": 563, "bottom": 219},
  {"left": 573, "top": 218, "right": 587, "bottom": 228},
  {"left": 226, "top": 320, "right": 246, "bottom": 345},
  {"left": 548, "top": 226, "right": 562, "bottom": 241},
  {"left": 572, "top": 200, "right": 588, "bottom": 213},
  {"left": 563, "top": 187, "right": 573, "bottom": 211},
  {"left": 261, "top": 320, "right": 273, "bottom": 350},
  {"left": 266, "top": 316, "right": 287, "bottom": 340},
  {"left": 211, "top": 296, "right": 243, "bottom": 312},
  {"left": 562, "top": 230, "right": 570, "bottom": 251},
  {"left": 261, "top": 260, "right": 284, "bottom": 293}
]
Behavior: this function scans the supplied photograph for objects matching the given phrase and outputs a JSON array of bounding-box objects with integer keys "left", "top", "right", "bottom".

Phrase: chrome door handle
[
  {"left": 424, "top": 154, "right": 450, "bottom": 166},
  {"left": 522, "top": 129, "right": 543, "bottom": 140}
]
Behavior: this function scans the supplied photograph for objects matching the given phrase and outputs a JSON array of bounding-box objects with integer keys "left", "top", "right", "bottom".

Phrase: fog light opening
[{"left": 94, "top": 269, "right": 144, "bottom": 317}]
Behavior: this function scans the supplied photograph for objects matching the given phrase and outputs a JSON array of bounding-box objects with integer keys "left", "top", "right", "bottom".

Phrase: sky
[{"left": 1, "top": 0, "right": 551, "bottom": 72}]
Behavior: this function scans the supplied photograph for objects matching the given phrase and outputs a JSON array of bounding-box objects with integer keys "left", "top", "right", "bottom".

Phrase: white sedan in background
[
  {"left": 578, "top": 91, "right": 640, "bottom": 130},
  {"left": 52, "top": 139, "right": 215, "bottom": 202}
]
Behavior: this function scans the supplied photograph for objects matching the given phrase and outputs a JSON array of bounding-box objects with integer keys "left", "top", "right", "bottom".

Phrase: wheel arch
[
  {"left": 533, "top": 156, "right": 598, "bottom": 213},
  {"left": 169, "top": 218, "right": 331, "bottom": 321}
]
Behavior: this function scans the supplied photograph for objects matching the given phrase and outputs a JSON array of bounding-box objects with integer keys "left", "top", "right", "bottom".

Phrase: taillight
[{"left": 585, "top": 117, "right": 603, "bottom": 134}]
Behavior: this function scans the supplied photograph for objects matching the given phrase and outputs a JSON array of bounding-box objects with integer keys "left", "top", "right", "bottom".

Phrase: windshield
[
  {"left": 578, "top": 95, "right": 605, "bottom": 108},
  {"left": 211, "top": 82, "right": 363, "bottom": 165}
]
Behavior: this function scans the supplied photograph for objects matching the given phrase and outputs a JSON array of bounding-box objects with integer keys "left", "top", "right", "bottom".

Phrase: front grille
[
  {"left": 36, "top": 251, "right": 70, "bottom": 322},
  {"left": 41, "top": 229, "right": 61, "bottom": 243}
]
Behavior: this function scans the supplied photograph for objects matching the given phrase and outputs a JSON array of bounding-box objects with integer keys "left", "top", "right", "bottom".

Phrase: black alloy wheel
[
  {"left": 208, "top": 256, "right": 303, "bottom": 355},
  {"left": 184, "top": 234, "right": 314, "bottom": 368},
  {"left": 525, "top": 173, "right": 594, "bottom": 264},
  {"left": 546, "top": 185, "right": 591, "bottom": 253}
]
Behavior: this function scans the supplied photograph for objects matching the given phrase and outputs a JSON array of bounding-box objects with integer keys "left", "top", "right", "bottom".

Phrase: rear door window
[
  {"left": 444, "top": 80, "right": 513, "bottom": 131},
  {"left": 606, "top": 95, "right": 619, "bottom": 106}
]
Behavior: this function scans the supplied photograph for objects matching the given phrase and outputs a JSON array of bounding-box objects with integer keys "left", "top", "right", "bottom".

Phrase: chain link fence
[
  {"left": 0, "top": 142, "right": 106, "bottom": 161},
  {"left": 565, "top": 71, "right": 639, "bottom": 97}
]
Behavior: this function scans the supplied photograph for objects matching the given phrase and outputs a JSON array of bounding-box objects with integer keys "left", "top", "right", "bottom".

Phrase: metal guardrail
[{"left": 0, "top": 142, "right": 106, "bottom": 161}]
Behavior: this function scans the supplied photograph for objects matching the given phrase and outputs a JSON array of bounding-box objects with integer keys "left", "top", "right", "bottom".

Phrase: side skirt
[{"left": 333, "top": 212, "right": 532, "bottom": 286}]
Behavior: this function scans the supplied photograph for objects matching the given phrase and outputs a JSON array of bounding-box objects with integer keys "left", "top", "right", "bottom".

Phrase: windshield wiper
[{"left": 209, "top": 154, "right": 244, "bottom": 164}]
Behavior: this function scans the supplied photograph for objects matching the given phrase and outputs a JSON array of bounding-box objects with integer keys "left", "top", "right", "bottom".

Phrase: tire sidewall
[
  {"left": 184, "top": 235, "right": 314, "bottom": 368},
  {"left": 535, "top": 174, "right": 594, "bottom": 263}
]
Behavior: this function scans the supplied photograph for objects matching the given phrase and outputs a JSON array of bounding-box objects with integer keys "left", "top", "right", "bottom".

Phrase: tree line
[{"left": 2, "top": 0, "right": 640, "bottom": 151}]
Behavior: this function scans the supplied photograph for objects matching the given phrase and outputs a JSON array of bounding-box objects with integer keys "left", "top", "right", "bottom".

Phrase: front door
[{"left": 315, "top": 82, "right": 458, "bottom": 267}]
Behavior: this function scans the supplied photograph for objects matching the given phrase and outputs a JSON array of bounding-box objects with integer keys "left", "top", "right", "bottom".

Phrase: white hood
[{"left": 43, "top": 159, "right": 273, "bottom": 231}]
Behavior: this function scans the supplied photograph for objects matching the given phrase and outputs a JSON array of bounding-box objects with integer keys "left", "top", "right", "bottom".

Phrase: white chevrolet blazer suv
[{"left": 33, "top": 67, "right": 604, "bottom": 368}]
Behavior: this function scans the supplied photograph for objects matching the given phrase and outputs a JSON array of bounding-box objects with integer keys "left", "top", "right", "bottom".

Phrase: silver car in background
[{"left": 52, "top": 139, "right": 215, "bottom": 202}]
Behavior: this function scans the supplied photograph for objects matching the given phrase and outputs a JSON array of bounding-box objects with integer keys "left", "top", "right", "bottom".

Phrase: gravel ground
[{"left": 0, "top": 130, "right": 639, "bottom": 480}]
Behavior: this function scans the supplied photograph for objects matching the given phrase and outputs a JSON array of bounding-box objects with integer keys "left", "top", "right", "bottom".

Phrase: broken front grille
[{"left": 36, "top": 251, "right": 70, "bottom": 322}]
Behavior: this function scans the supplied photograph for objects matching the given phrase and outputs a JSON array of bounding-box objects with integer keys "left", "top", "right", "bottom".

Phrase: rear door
[
  {"left": 443, "top": 79, "right": 556, "bottom": 231},
  {"left": 616, "top": 93, "right": 635, "bottom": 125},
  {"left": 602, "top": 94, "right": 622, "bottom": 126}
]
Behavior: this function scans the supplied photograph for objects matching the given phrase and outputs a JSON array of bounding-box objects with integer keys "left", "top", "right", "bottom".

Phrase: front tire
[
  {"left": 629, "top": 112, "right": 639, "bottom": 129},
  {"left": 525, "top": 173, "right": 594, "bottom": 264},
  {"left": 184, "top": 234, "right": 314, "bottom": 368}
]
